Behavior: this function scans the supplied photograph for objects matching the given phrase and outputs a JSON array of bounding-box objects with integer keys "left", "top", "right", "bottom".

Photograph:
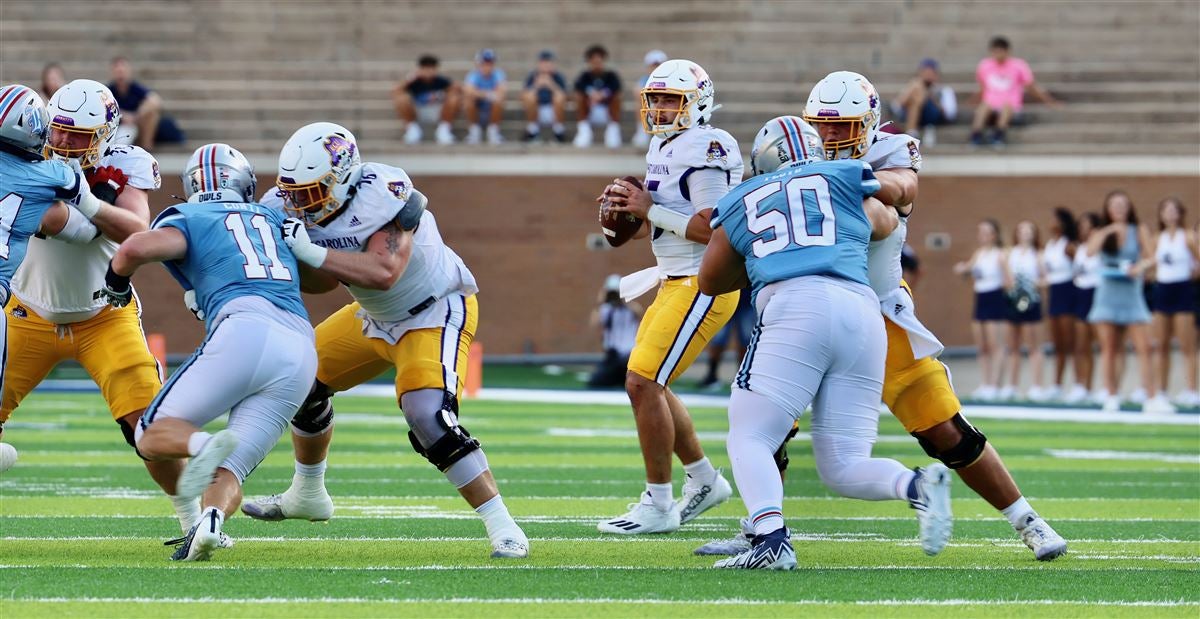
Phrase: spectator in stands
[
  {"left": 1003, "top": 220, "right": 1047, "bottom": 401},
  {"left": 1043, "top": 207, "right": 1080, "bottom": 402},
  {"left": 891, "top": 58, "right": 956, "bottom": 147},
  {"left": 573, "top": 45, "right": 622, "bottom": 149},
  {"left": 1149, "top": 197, "right": 1199, "bottom": 407},
  {"left": 955, "top": 219, "right": 1007, "bottom": 401},
  {"left": 697, "top": 289, "right": 753, "bottom": 390},
  {"left": 1087, "top": 191, "right": 1170, "bottom": 413},
  {"left": 631, "top": 50, "right": 667, "bottom": 148},
  {"left": 588, "top": 275, "right": 642, "bottom": 388},
  {"left": 1072, "top": 212, "right": 1103, "bottom": 403},
  {"left": 463, "top": 48, "right": 507, "bottom": 145},
  {"left": 107, "top": 56, "right": 184, "bottom": 151},
  {"left": 970, "top": 36, "right": 1061, "bottom": 148},
  {"left": 521, "top": 49, "right": 568, "bottom": 143},
  {"left": 40, "top": 62, "right": 66, "bottom": 101},
  {"left": 394, "top": 54, "right": 459, "bottom": 145}
]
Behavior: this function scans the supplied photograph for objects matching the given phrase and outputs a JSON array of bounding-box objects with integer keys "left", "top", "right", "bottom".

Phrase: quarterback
[
  {"left": 598, "top": 59, "right": 741, "bottom": 535},
  {"left": 242, "top": 122, "right": 528, "bottom": 559}
]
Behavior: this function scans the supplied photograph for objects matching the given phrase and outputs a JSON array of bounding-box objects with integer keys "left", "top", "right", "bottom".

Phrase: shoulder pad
[
  {"left": 866, "top": 133, "right": 921, "bottom": 173},
  {"left": 677, "top": 126, "right": 742, "bottom": 171},
  {"left": 102, "top": 145, "right": 161, "bottom": 190},
  {"left": 396, "top": 189, "right": 427, "bottom": 231}
]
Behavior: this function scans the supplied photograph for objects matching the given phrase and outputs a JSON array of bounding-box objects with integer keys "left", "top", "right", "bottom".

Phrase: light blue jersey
[
  {"left": 711, "top": 159, "right": 881, "bottom": 300},
  {"left": 0, "top": 151, "right": 75, "bottom": 294},
  {"left": 152, "top": 201, "right": 307, "bottom": 330}
]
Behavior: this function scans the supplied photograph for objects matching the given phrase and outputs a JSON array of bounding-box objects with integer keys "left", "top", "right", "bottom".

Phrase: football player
[
  {"left": 596, "top": 59, "right": 740, "bottom": 534},
  {"left": 240, "top": 122, "right": 528, "bottom": 559},
  {"left": 701, "top": 116, "right": 953, "bottom": 569},
  {"left": 95, "top": 144, "right": 316, "bottom": 561},
  {"left": 0, "top": 84, "right": 120, "bottom": 473},
  {"left": 698, "top": 72, "right": 1067, "bottom": 561}
]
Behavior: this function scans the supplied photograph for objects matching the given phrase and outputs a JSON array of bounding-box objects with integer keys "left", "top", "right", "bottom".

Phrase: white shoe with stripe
[{"left": 597, "top": 492, "right": 680, "bottom": 535}]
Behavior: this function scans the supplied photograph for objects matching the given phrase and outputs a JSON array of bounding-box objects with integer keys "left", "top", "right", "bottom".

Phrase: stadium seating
[{"left": 2, "top": 0, "right": 1197, "bottom": 154}]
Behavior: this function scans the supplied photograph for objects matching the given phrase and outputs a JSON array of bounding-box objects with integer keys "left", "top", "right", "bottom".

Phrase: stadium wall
[{"left": 136, "top": 171, "right": 1199, "bottom": 355}]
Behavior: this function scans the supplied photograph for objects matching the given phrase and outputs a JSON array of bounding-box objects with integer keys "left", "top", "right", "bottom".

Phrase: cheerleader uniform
[
  {"left": 1007, "top": 246, "right": 1043, "bottom": 323},
  {"left": 1043, "top": 236, "right": 1077, "bottom": 317},
  {"left": 1152, "top": 229, "right": 1197, "bottom": 316},
  {"left": 972, "top": 247, "right": 1008, "bottom": 321},
  {"left": 1088, "top": 225, "right": 1151, "bottom": 324},
  {"left": 1073, "top": 246, "right": 1100, "bottom": 320}
]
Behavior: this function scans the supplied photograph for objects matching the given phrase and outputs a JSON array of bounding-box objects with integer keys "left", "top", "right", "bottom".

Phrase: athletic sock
[
  {"left": 682, "top": 457, "right": 717, "bottom": 486},
  {"left": 292, "top": 460, "right": 327, "bottom": 494},
  {"left": 900, "top": 470, "right": 920, "bottom": 502},
  {"left": 475, "top": 495, "right": 524, "bottom": 542},
  {"left": 646, "top": 482, "right": 674, "bottom": 511},
  {"left": 1002, "top": 496, "right": 1037, "bottom": 530},
  {"left": 295, "top": 460, "right": 326, "bottom": 478},
  {"left": 748, "top": 506, "right": 785, "bottom": 537},
  {"left": 169, "top": 494, "right": 201, "bottom": 533},
  {"left": 186, "top": 432, "right": 212, "bottom": 456}
]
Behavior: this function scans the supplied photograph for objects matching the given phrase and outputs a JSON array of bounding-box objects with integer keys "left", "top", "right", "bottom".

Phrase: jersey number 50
[{"left": 741, "top": 175, "right": 835, "bottom": 258}]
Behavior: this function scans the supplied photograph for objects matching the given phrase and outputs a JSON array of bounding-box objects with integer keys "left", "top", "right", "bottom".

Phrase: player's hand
[
  {"left": 606, "top": 177, "right": 652, "bottom": 220},
  {"left": 62, "top": 160, "right": 103, "bottom": 218},
  {"left": 183, "top": 289, "right": 205, "bottom": 321},
  {"left": 86, "top": 166, "right": 129, "bottom": 204},
  {"left": 280, "top": 217, "right": 328, "bottom": 267},
  {"left": 93, "top": 262, "right": 133, "bottom": 308}
]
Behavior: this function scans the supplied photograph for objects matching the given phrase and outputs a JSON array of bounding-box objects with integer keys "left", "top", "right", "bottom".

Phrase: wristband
[
  {"left": 75, "top": 190, "right": 103, "bottom": 219},
  {"left": 104, "top": 262, "right": 132, "bottom": 292},
  {"left": 292, "top": 243, "right": 329, "bottom": 268},
  {"left": 647, "top": 204, "right": 691, "bottom": 237}
]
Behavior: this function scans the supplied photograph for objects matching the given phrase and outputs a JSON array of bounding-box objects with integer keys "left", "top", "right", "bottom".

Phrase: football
[{"left": 599, "top": 175, "right": 645, "bottom": 248}]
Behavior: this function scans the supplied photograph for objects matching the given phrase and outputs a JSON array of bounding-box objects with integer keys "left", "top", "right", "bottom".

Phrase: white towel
[
  {"left": 620, "top": 266, "right": 662, "bottom": 302},
  {"left": 878, "top": 287, "right": 944, "bottom": 360}
]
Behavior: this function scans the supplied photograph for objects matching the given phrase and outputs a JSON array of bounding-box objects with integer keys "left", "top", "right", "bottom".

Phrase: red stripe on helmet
[
  {"left": 0, "top": 86, "right": 29, "bottom": 125},
  {"left": 775, "top": 118, "right": 796, "bottom": 162}
]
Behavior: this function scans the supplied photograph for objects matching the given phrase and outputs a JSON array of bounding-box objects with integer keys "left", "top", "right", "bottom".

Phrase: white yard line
[
  {"left": 1046, "top": 449, "right": 1200, "bottom": 464},
  {"left": 2, "top": 536, "right": 1192, "bottom": 545},
  {"left": 7, "top": 595, "right": 1198, "bottom": 607}
]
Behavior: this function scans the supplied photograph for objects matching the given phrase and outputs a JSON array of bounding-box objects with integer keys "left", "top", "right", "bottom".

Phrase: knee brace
[
  {"left": 773, "top": 422, "right": 801, "bottom": 472},
  {"left": 116, "top": 417, "right": 150, "bottom": 461},
  {"left": 291, "top": 380, "right": 335, "bottom": 436},
  {"left": 914, "top": 413, "right": 988, "bottom": 470},
  {"left": 404, "top": 391, "right": 481, "bottom": 472}
]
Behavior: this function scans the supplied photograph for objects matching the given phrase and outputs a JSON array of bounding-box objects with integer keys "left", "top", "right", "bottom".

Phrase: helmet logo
[
  {"left": 53, "top": 114, "right": 76, "bottom": 126},
  {"left": 387, "top": 180, "right": 409, "bottom": 200},
  {"left": 705, "top": 140, "right": 728, "bottom": 164},
  {"left": 22, "top": 104, "right": 46, "bottom": 139},
  {"left": 689, "top": 65, "right": 711, "bottom": 90},
  {"left": 323, "top": 135, "right": 356, "bottom": 176},
  {"left": 817, "top": 109, "right": 840, "bottom": 117},
  {"left": 859, "top": 82, "right": 879, "bottom": 110},
  {"left": 100, "top": 92, "right": 118, "bottom": 124}
]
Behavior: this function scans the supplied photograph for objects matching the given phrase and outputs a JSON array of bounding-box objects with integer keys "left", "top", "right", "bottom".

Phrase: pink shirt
[{"left": 976, "top": 57, "right": 1034, "bottom": 111}]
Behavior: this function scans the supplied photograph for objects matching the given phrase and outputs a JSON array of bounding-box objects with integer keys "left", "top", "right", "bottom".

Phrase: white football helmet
[
  {"left": 45, "top": 79, "right": 121, "bottom": 170},
  {"left": 750, "top": 116, "right": 824, "bottom": 176},
  {"left": 182, "top": 143, "right": 256, "bottom": 203},
  {"left": 802, "top": 71, "right": 881, "bottom": 160},
  {"left": 276, "top": 122, "right": 362, "bottom": 226},
  {"left": 639, "top": 59, "right": 718, "bottom": 137},
  {"left": 0, "top": 84, "right": 51, "bottom": 157}
]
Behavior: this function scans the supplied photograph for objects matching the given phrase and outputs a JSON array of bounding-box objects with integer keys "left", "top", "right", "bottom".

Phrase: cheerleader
[
  {"left": 1004, "top": 220, "right": 1047, "bottom": 401},
  {"left": 956, "top": 219, "right": 1007, "bottom": 400},
  {"left": 1150, "top": 198, "right": 1199, "bottom": 408},
  {"left": 1042, "top": 208, "right": 1079, "bottom": 401}
]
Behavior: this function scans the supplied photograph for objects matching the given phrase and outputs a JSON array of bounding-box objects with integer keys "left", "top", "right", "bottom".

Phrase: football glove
[
  {"left": 280, "top": 217, "right": 328, "bottom": 267},
  {"left": 93, "top": 262, "right": 133, "bottom": 308},
  {"left": 86, "top": 165, "right": 130, "bottom": 205},
  {"left": 183, "top": 289, "right": 205, "bottom": 321}
]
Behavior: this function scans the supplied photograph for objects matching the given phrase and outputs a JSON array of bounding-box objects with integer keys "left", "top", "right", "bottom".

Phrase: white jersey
[
  {"left": 644, "top": 125, "right": 742, "bottom": 276},
  {"left": 865, "top": 130, "right": 922, "bottom": 297},
  {"left": 1008, "top": 246, "right": 1040, "bottom": 285},
  {"left": 1155, "top": 229, "right": 1195, "bottom": 284},
  {"left": 1073, "top": 246, "right": 1101, "bottom": 289},
  {"left": 261, "top": 162, "right": 477, "bottom": 323},
  {"left": 11, "top": 145, "right": 161, "bottom": 323},
  {"left": 1042, "top": 237, "right": 1074, "bottom": 285}
]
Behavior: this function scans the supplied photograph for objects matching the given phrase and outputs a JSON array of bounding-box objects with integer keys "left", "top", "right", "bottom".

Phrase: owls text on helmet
[
  {"left": 0, "top": 84, "right": 51, "bottom": 158},
  {"left": 182, "top": 143, "right": 257, "bottom": 203},
  {"left": 276, "top": 122, "right": 363, "bottom": 226},
  {"left": 750, "top": 116, "right": 825, "bottom": 176},
  {"left": 802, "top": 71, "right": 881, "bottom": 160},
  {"left": 639, "top": 59, "right": 718, "bottom": 138},
  {"left": 45, "top": 79, "right": 121, "bottom": 170}
]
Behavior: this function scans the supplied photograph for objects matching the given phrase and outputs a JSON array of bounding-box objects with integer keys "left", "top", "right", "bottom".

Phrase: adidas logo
[
  {"left": 893, "top": 303, "right": 903, "bottom": 316},
  {"left": 348, "top": 216, "right": 362, "bottom": 227}
]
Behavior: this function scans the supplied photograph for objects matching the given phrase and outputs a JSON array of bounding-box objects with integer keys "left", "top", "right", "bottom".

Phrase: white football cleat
[
  {"left": 694, "top": 517, "right": 754, "bottom": 556},
  {"left": 678, "top": 469, "right": 733, "bottom": 524},
  {"left": 490, "top": 533, "right": 530, "bottom": 559},
  {"left": 1018, "top": 515, "right": 1067, "bottom": 561},
  {"left": 175, "top": 431, "right": 237, "bottom": 501},
  {"left": 713, "top": 527, "right": 796, "bottom": 570},
  {"left": 170, "top": 509, "right": 224, "bottom": 562},
  {"left": 908, "top": 464, "right": 953, "bottom": 556},
  {"left": 241, "top": 486, "right": 334, "bottom": 522},
  {"left": 0, "top": 443, "right": 18, "bottom": 473},
  {"left": 598, "top": 493, "right": 680, "bottom": 535}
]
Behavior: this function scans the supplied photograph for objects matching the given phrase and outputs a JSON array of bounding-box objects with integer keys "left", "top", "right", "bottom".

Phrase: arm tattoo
[{"left": 384, "top": 223, "right": 403, "bottom": 255}]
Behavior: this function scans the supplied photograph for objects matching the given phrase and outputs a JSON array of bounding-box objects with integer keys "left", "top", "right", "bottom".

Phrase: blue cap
[
  {"left": 918, "top": 57, "right": 939, "bottom": 71},
  {"left": 538, "top": 49, "right": 555, "bottom": 61},
  {"left": 477, "top": 48, "right": 497, "bottom": 63}
]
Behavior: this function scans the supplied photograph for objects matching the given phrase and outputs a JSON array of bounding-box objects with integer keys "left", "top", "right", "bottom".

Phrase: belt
[
  {"left": 665, "top": 275, "right": 691, "bottom": 281},
  {"left": 407, "top": 295, "right": 438, "bottom": 316}
]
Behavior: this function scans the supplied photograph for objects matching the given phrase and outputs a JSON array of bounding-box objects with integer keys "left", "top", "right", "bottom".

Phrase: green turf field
[{"left": 1, "top": 392, "right": 1197, "bottom": 618}]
